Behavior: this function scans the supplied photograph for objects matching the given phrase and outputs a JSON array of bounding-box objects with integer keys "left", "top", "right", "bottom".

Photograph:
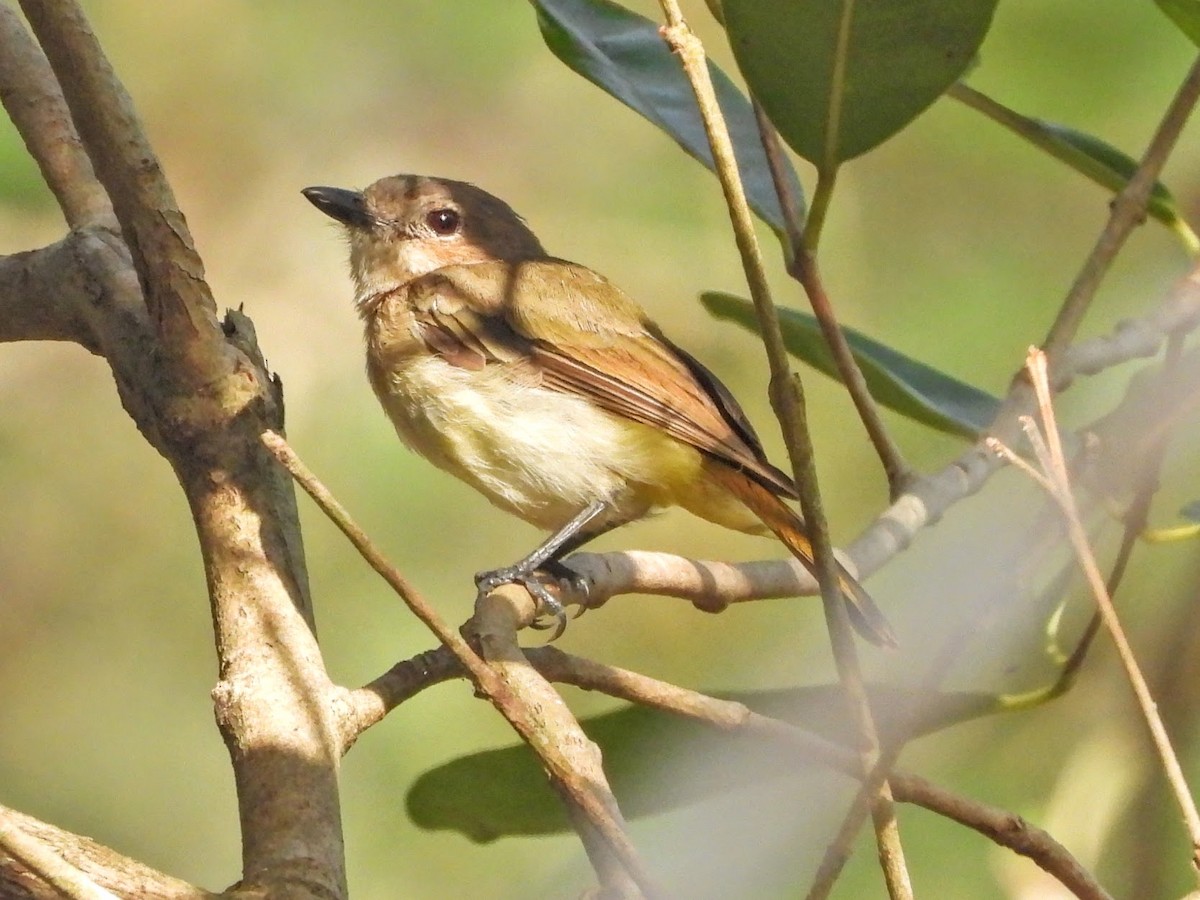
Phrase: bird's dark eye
[{"left": 425, "top": 208, "right": 461, "bottom": 235}]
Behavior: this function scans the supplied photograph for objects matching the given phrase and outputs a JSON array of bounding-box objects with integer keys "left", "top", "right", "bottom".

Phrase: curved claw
[{"left": 475, "top": 565, "right": 572, "bottom": 640}]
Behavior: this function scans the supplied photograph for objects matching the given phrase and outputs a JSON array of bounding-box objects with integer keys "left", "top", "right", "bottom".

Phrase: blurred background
[{"left": 1, "top": 1, "right": 1198, "bottom": 897}]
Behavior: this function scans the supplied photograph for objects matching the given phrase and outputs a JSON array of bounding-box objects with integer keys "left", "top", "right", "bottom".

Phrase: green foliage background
[{"left": 0, "top": 1, "right": 1197, "bottom": 897}]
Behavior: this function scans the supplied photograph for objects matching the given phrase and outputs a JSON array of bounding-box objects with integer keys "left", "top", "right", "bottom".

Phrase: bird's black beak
[{"left": 302, "top": 185, "right": 374, "bottom": 229}]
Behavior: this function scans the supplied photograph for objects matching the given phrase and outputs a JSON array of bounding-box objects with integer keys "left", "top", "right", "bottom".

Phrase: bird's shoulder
[{"left": 406, "top": 258, "right": 651, "bottom": 344}]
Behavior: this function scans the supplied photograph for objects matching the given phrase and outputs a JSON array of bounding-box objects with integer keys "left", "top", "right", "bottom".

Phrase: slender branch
[
  {"left": 888, "top": 779, "right": 1113, "bottom": 900},
  {"left": 850, "top": 256, "right": 1200, "bottom": 581},
  {"left": 1042, "top": 329, "right": 1189, "bottom": 695},
  {"left": 947, "top": 82, "right": 1200, "bottom": 255},
  {"left": 261, "top": 431, "right": 500, "bottom": 692},
  {"left": 794, "top": 249, "right": 913, "bottom": 496},
  {"left": 752, "top": 99, "right": 805, "bottom": 257},
  {"left": 0, "top": 802, "right": 212, "bottom": 899},
  {"left": 0, "top": 814, "right": 119, "bottom": 900},
  {"left": 352, "top": 643, "right": 1111, "bottom": 899}
]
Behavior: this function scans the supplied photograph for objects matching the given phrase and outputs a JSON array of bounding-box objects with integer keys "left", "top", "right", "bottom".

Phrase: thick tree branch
[
  {"left": 19, "top": 0, "right": 224, "bottom": 375},
  {"left": 1, "top": 3, "right": 344, "bottom": 896},
  {"left": 0, "top": 234, "right": 106, "bottom": 350},
  {"left": 0, "top": 4, "right": 111, "bottom": 229}
]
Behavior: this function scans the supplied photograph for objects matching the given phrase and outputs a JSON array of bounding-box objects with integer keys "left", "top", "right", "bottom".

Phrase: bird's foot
[{"left": 475, "top": 560, "right": 590, "bottom": 640}]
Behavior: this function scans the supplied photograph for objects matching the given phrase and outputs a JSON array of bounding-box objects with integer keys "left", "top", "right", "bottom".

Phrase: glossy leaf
[
  {"left": 702, "top": 292, "right": 1000, "bottom": 438},
  {"left": 534, "top": 0, "right": 804, "bottom": 231},
  {"left": 406, "top": 685, "right": 1001, "bottom": 840},
  {"left": 723, "top": 0, "right": 998, "bottom": 166}
]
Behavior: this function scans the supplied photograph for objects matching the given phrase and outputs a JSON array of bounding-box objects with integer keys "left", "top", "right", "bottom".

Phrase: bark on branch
[{"left": 2, "top": 3, "right": 346, "bottom": 896}]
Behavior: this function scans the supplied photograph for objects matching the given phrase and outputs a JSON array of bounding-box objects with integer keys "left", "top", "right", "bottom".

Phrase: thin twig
[
  {"left": 947, "top": 82, "right": 1200, "bottom": 256},
  {"left": 795, "top": 248, "right": 913, "bottom": 496},
  {"left": 1043, "top": 329, "right": 1189, "bottom": 694},
  {"left": 352, "top": 642, "right": 1111, "bottom": 898},
  {"left": 751, "top": 99, "right": 805, "bottom": 256},
  {"left": 889, "top": 778, "right": 1113, "bottom": 900},
  {"left": 261, "top": 431, "right": 491, "bottom": 675}
]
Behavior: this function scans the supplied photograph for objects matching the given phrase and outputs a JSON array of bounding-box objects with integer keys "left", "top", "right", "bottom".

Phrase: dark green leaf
[
  {"left": 1155, "top": 0, "right": 1200, "bottom": 47},
  {"left": 406, "top": 685, "right": 1002, "bottom": 840},
  {"left": 534, "top": 0, "right": 804, "bottom": 232},
  {"left": 702, "top": 292, "right": 1000, "bottom": 438},
  {"left": 723, "top": 0, "right": 998, "bottom": 166}
]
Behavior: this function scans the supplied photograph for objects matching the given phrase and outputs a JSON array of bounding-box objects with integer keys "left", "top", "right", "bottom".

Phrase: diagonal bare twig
[
  {"left": 260, "top": 430, "right": 657, "bottom": 897},
  {"left": 354, "top": 641, "right": 1112, "bottom": 898}
]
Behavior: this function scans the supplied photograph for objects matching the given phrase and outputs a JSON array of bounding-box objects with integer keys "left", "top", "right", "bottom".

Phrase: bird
[{"left": 302, "top": 174, "right": 894, "bottom": 646}]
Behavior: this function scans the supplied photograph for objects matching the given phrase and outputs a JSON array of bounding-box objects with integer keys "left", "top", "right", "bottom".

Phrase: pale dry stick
[
  {"left": 653, "top": 6, "right": 910, "bottom": 897},
  {"left": 991, "top": 349, "right": 1200, "bottom": 879},
  {"left": 0, "top": 811, "right": 119, "bottom": 900},
  {"left": 259, "top": 431, "right": 657, "bottom": 898},
  {"left": 1053, "top": 330, "right": 1193, "bottom": 693}
]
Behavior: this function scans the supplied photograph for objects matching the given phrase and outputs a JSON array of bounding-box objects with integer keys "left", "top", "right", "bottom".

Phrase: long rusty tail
[{"left": 706, "top": 462, "right": 897, "bottom": 648}]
